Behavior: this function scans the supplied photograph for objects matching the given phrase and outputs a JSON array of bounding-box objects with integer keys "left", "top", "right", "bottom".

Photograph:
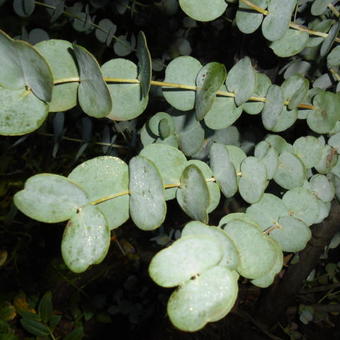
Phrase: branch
[{"left": 256, "top": 200, "right": 340, "bottom": 327}]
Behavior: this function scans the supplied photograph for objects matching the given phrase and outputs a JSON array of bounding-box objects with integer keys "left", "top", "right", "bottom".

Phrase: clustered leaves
[{"left": 1, "top": 0, "right": 340, "bottom": 334}]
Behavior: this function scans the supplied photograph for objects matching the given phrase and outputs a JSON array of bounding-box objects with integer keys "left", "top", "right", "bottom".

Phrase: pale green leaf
[{"left": 61, "top": 205, "right": 110, "bottom": 273}]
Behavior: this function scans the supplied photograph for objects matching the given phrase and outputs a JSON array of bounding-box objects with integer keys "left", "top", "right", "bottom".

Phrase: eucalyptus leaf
[
  {"left": 182, "top": 221, "right": 239, "bottom": 270},
  {"left": 129, "top": 156, "right": 166, "bottom": 230},
  {"left": 101, "top": 58, "right": 148, "bottom": 120},
  {"left": 177, "top": 165, "right": 209, "bottom": 222},
  {"left": 61, "top": 205, "right": 110, "bottom": 273},
  {"left": 149, "top": 235, "right": 223, "bottom": 288},
  {"left": 73, "top": 44, "right": 112, "bottom": 118},
  {"left": 239, "top": 157, "right": 267, "bottom": 203},
  {"left": 163, "top": 56, "right": 202, "bottom": 111},
  {"left": 262, "top": 0, "right": 297, "bottom": 41},
  {"left": 179, "top": 0, "right": 227, "bottom": 22},
  {"left": 236, "top": 0, "right": 267, "bottom": 34},
  {"left": 261, "top": 85, "right": 284, "bottom": 130},
  {"left": 273, "top": 151, "right": 306, "bottom": 189},
  {"left": 167, "top": 266, "right": 238, "bottom": 332},
  {"left": 140, "top": 144, "right": 187, "bottom": 200},
  {"left": 195, "top": 62, "right": 227, "bottom": 120},
  {"left": 136, "top": 31, "right": 152, "bottom": 99},
  {"left": 226, "top": 57, "right": 256, "bottom": 106},
  {"left": 224, "top": 220, "right": 277, "bottom": 279},
  {"left": 209, "top": 143, "right": 238, "bottom": 198},
  {"left": 14, "top": 174, "right": 88, "bottom": 223},
  {"left": 68, "top": 156, "right": 129, "bottom": 230},
  {"left": 0, "top": 87, "right": 48, "bottom": 136},
  {"left": 35, "top": 39, "right": 79, "bottom": 112}
]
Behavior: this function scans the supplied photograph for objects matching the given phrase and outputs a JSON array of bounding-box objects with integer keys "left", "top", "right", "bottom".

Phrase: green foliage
[{"left": 1, "top": 0, "right": 340, "bottom": 334}]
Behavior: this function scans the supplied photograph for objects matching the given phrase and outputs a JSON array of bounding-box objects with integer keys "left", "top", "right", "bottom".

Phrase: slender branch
[
  {"left": 328, "top": 3, "right": 340, "bottom": 17},
  {"left": 239, "top": 0, "right": 340, "bottom": 43},
  {"left": 53, "top": 77, "right": 316, "bottom": 110},
  {"left": 37, "top": 132, "right": 128, "bottom": 149},
  {"left": 90, "top": 191, "right": 130, "bottom": 205}
]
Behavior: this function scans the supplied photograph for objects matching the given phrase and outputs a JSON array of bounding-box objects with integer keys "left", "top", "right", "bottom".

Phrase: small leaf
[
  {"left": 129, "top": 156, "right": 166, "bottom": 230},
  {"left": 177, "top": 165, "right": 209, "bottom": 222},
  {"left": 309, "top": 174, "right": 335, "bottom": 202},
  {"left": 182, "top": 221, "right": 239, "bottom": 270},
  {"left": 38, "top": 292, "right": 53, "bottom": 324},
  {"left": 320, "top": 21, "right": 340, "bottom": 57},
  {"left": 101, "top": 58, "right": 148, "bottom": 121},
  {"left": 0, "top": 87, "right": 48, "bottom": 136},
  {"left": 61, "top": 205, "right": 110, "bottom": 273},
  {"left": 167, "top": 266, "right": 238, "bottom": 332},
  {"left": 95, "top": 18, "right": 117, "bottom": 45},
  {"left": 273, "top": 152, "right": 306, "bottom": 189},
  {"left": 35, "top": 39, "right": 79, "bottom": 112},
  {"left": 13, "top": 0, "right": 35, "bottom": 17},
  {"left": 140, "top": 144, "right": 187, "bottom": 200},
  {"left": 270, "top": 29, "right": 309, "bottom": 57},
  {"left": 163, "top": 56, "right": 202, "bottom": 111},
  {"left": 261, "top": 85, "right": 284, "bottom": 130},
  {"left": 73, "top": 44, "right": 112, "bottom": 118},
  {"left": 14, "top": 174, "right": 88, "bottom": 223},
  {"left": 293, "top": 136, "right": 324, "bottom": 169},
  {"left": 20, "top": 318, "right": 50, "bottom": 337},
  {"left": 246, "top": 193, "right": 289, "bottom": 230},
  {"left": 64, "top": 326, "right": 85, "bottom": 340},
  {"left": 224, "top": 220, "right": 277, "bottom": 279},
  {"left": 270, "top": 216, "right": 311, "bottom": 252},
  {"left": 282, "top": 187, "right": 320, "bottom": 226},
  {"left": 262, "top": 0, "right": 297, "bottom": 41},
  {"left": 68, "top": 156, "right": 129, "bottom": 230},
  {"left": 236, "top": 0, "right": 267, "bottom": 34},
  {"left": 179, "top": 0, "right": 227, "bottom": 22},
  {"left": 239, "top": 157, "right": 267, "bottom": 203},
  {"left": 136, "top": 31, "right": 152, "bottom": 99},
  {"left": 149, "top": 235, "right": 223, "bottom": 288},
  {"left": 209, "top": 143, "right": 238, "bottom": 198},
  {"left": 195, "top": 62, "right": 227, "bottom": 120},
  {"left": 226, "top": 57, "right": 256, "bottom": 106}
]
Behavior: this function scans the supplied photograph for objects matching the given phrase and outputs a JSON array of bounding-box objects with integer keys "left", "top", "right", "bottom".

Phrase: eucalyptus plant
[{"left": 0, "top": 0, "right": 340, "bottom": 333}]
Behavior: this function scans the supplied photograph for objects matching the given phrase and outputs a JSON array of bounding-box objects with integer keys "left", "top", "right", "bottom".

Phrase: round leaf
[
  {"left": 209, "top": 143, "right": 238, "bottom": 198},
  {"left": 149, "top": 235, "right": 223, "bottom": 288},
  {"left": 14, "top": 174, "right": 88, "bottom": 223},
  {"left": 61, "top": 205, "right": 110, "bottom": 273},
  {"left": 177, "top": 165, "right": 209, "bottom": 223},
  {"left": 224, "top": 220, "right": 277, "bottom": 279},
  {"left": 179, "top": 0, "right": 227, "bottom": 22},
  {"left": 129, "top": 156, "right": 166, "bottom": 231},
  {"left": 35, "top": 39, "right": 78, "bottom": 112},
  {"left": 73, "top": 44, "right": 112, "bottom": 118},
  {"left": 163, "top": 56, "right": 202, "bottom": 111},
  {"left": 101, "top": 58, "right": 148, "bottom": 120},
  {"left": 246, "top": 193, "right": 289, "bottom": 230},
  {"left": 293, "top": 136, "right": 324, "bottom": 169},
  {"left": 182, "top": 221, "right": 239, "bottom": 270},
  {"left": 270, "top": 216, "right": 311, "bottom": 252},
  {"left": 167, "top": 266, "right": 238, "bottom": 332},
  {"left": 0, "top": 87, "right": 48, "bottom": 136},
  {"left": 226, "top": 57, "right": 256, "bottom": 106},
  {"left": 273, "top": 151, "right": 306, "bottom": 189},
  {"left": 282, "top": 187, "right": 320, "bottom": 226},
  {"left": 139, "top": 144, "right": 187, "bottom": 200},
  {"left": 187, "top": 160, "right": 220, "bottom": 213},
  {"left": 239, "top": 156, "right": 267, "bottom": 203},
  {"left": 68, "top": 156, "right": 129, "bottom": 230}
]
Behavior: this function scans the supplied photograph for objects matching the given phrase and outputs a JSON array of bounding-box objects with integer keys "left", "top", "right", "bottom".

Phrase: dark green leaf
[
  {"left": 176, "top": 165, "right": 209, "bottom": 223},
  {"left": 73, "top": 44, "right": 112, "bottom": 118},
  {"left": 20, "top": 318, "right": 50, "bottom": 337},
  {"left": 195, "top": 62, "right": 227, "bottom": 120},
  {"left": 38, "top": 292, "right": 53, "bottom": 324},
  {"left": 136, "top": 31, "right": 152, "bottom": 99}
]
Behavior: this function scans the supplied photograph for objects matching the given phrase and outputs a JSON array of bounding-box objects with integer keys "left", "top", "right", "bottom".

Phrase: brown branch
[{"left": 256, "top": 201, "right": 340, "bottom": 327}]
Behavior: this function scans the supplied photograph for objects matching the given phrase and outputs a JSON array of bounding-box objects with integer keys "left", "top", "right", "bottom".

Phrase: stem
[
  {"left": 328, "top": 3, "right": 340, "bottom": 17},
  {"left": 49, "top": 329, "right": 56, "bottom": 340},
  {"left": 54, "top": 77, "right": 316, "bottom": 110},
  {"left": 239, "top": 0, "right": 340, "bottom": 43},
  {"left": 34, "top": 1, "right": 123, "bottom": 45},
  {"left": 37, "top": 132, "right": 128, "bottom": 149}
]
